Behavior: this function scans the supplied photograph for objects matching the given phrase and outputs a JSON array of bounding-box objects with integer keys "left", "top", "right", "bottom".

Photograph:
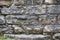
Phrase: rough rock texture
[
  {"left": 0, "top": 0, "right": 60, "bottom": 40},
  {"left": 4, "top": 34, "right": 50, "bottom": 40}
]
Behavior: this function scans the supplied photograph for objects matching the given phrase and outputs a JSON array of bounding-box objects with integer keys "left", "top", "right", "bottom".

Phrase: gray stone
[
  {"left": 33, "top": 0, "right": 43, "bottom": 5},
  {"left": 23, "top": 25, "right": 43, "bottom": 33},
  {"left": 58, "top": 15, "right": 60, "bottom": 24},
  {"left": 0, "top": 25, "right": 13, "bottom": 34},
  {"left": 12, "top": 25, "right": 24, "bottom": 33},
  {"left": 6, "top": 15, "right": 38, "bottom": 24},
  {"left": 25, "top": 5, "right": 44, "bottom": 15},
  {"left": 1, "top": 5, "right": 25, "bottom": 14},
  {"left": 43, "top": 25, "right": 60, "bottom": 33},
  {"left": 0, "top": 15, "right": 5, "bottom": 24},
  {"left": 47, "top": 5, "right": 60, "bottom": 13},
  {"left": 53, "top": 33, "right": 60, "bottom": 40},
  {"left": 39, "top": 15, "right": 56, "bottom": 24},
  {"left": 4, "top": 34, "right": 49, "bottom": 40}
]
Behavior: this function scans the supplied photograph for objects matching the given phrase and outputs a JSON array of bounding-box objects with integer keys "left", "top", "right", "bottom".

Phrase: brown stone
[{"left": 0, "top": 0, "right": 12, "bottom": 6}]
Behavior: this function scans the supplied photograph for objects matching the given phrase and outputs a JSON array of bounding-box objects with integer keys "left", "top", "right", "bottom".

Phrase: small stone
[{"left": 53, "top": 33, "right": 60, "bottom": 40}]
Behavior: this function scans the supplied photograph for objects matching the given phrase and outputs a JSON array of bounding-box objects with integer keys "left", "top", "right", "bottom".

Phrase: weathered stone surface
[
  {"left": 47, "top": 5, "right": 60, "bottom": 13},
  {"left": 1, "top": 5, "right": 25, "bottom": 14},
  {"left": 58, "top": 15, "right": 60, "bottom": 24},
  {"left": 0, "top": 25, "right": 13, "bottom": 34},
  {"left": 43, "top": 25, "right": 60, "bottom": 33},
  {"left": 1, "top": 5, "right": 45, "bottom": 14},
  {"left": 39, "top": 15, "right": 56, "bottom": 24},
  {"left": 25, "top": 5, "right": 45, "bottom": 15},
  {"left": 53, "top": 33, "right": 60, "bottom": 40},
  {"left": 15, "top": 0, "right": 44, "bottom": 5},
  {"left": 0, "top": 15, "right": 5, "bottom": 24},
  {"left": 33, "top": 0, "right": 43, "bottom": 5},
  {"left": 12, "top": 25, "right": 24, "bottom": 34},
  {"left": 4, "top": 34, "right": 49, "bottom": 40},
  {"left": 23, "top": 25, "right": 43, "bottom": 33},
  {"left": 6, "top": 15, "right": 38, "bottom": 24},
  {"left": 0, "top": 0, "right": 12, "bottom": 6},
  {"left": 45, "top": 0, "right": 60, "bottom": 4},
  {"left": 5, "top": 25, "right": 13, "bottom": 34}
]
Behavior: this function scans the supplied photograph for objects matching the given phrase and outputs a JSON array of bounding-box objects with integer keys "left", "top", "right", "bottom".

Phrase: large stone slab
[
  {"left": 47, "top": 5, "right": 60, "bottom": 13},
  {"left": 1, "top": 5, "right": 45, "bottom": 14},
  {"left": 4, "top": 34, "right": 49, "bottom": 40},
  {"left": 6, "top": 15, "right": 38, "bottom": 24},
  {"left": 39, "top": 15, "right": 56, "bottom": 24},
  {"left": 1, "top": 6, "right": 25, "bottom": 14}
]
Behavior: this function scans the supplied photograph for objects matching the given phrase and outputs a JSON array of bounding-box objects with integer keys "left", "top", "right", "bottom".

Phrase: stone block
[
  {"left": 1, "top": 6, "right": 25, "bottom": 14},
  {"left": 45, "top": 0, "right": 60, "bottom": 4},
  {"left": 23, "top": 25, "right": 43, "bottom": 34},
  {"left": 53, "top": 33, "right": 60, "bottom": 40},
  {"left": 0, "top": 15, "right": 5, "bottom": 24},
  {"left": 6, "top": 15, "right": 28, "bottom": 24},
  {"left": 43, "top": 25, "right": 60, "bottom": 33},
  {"left": 12, "top": 25, "right": 24, "bottom": 34},
  {"left": 58, "top": 15, "right": 60, "bottom": 24},
  {"left": 39, "top": 15, "right": 56, "bottom": 24},
  {"left": 0, "top": 25, "right": 13, "bottom": 34},
  {"left": 6, "top": 15, "right": 38, "bottom": 24},
  {"left": 14, "top": 0, "right": 32, "bottom": 6},
  {"left": 0, "top": 0, "right": 12, "bottom": 6},
  {"left": 4, "top": 34, "right": 49, "bottom": 40},
  {"left": 25, "top": 5, "right": 44, "bottom": 15},
  {"left": 33, "top": 0, "right": 43, "bottom": 5},
  {"left": 2, "top": 5, "right": 45, "bottom": 15},
  {"left": 47, "top": 5, "right": 60, "bottom": 13}
]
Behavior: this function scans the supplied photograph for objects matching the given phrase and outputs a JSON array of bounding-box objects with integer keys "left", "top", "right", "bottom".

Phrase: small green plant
[{"left": 0, "top": 35, "right": 15, "bottom": 40}]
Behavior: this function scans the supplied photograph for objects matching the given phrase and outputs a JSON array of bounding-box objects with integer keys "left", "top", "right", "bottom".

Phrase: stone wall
[{"left": 0, "top": 0, "right": 60, "bottom": 40}]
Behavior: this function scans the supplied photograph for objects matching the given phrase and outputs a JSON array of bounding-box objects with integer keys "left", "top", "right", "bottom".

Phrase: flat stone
[
  {"left": 23, "top": 25, "right": 43, "bottom": 33},
  {"left": 47, "top": 5, "right": 60, "bottom": 13},
  {"left": 6, "top": 15, "right": 38, "bottom": 24},
  {"left": 25, "top": 5, "right": 44, "bottom": 15},
  {"left": 43, "top": 25, "right": 60, "bottom": 33},
  {"left": 39, "top": 15, "right": 56, "bottom": 24},
  {"left": 4, "top": 34, "right": 49, "bottom": 40},
  {"left": 1, "top": 6, "right": 25, "bottom": 14}
]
